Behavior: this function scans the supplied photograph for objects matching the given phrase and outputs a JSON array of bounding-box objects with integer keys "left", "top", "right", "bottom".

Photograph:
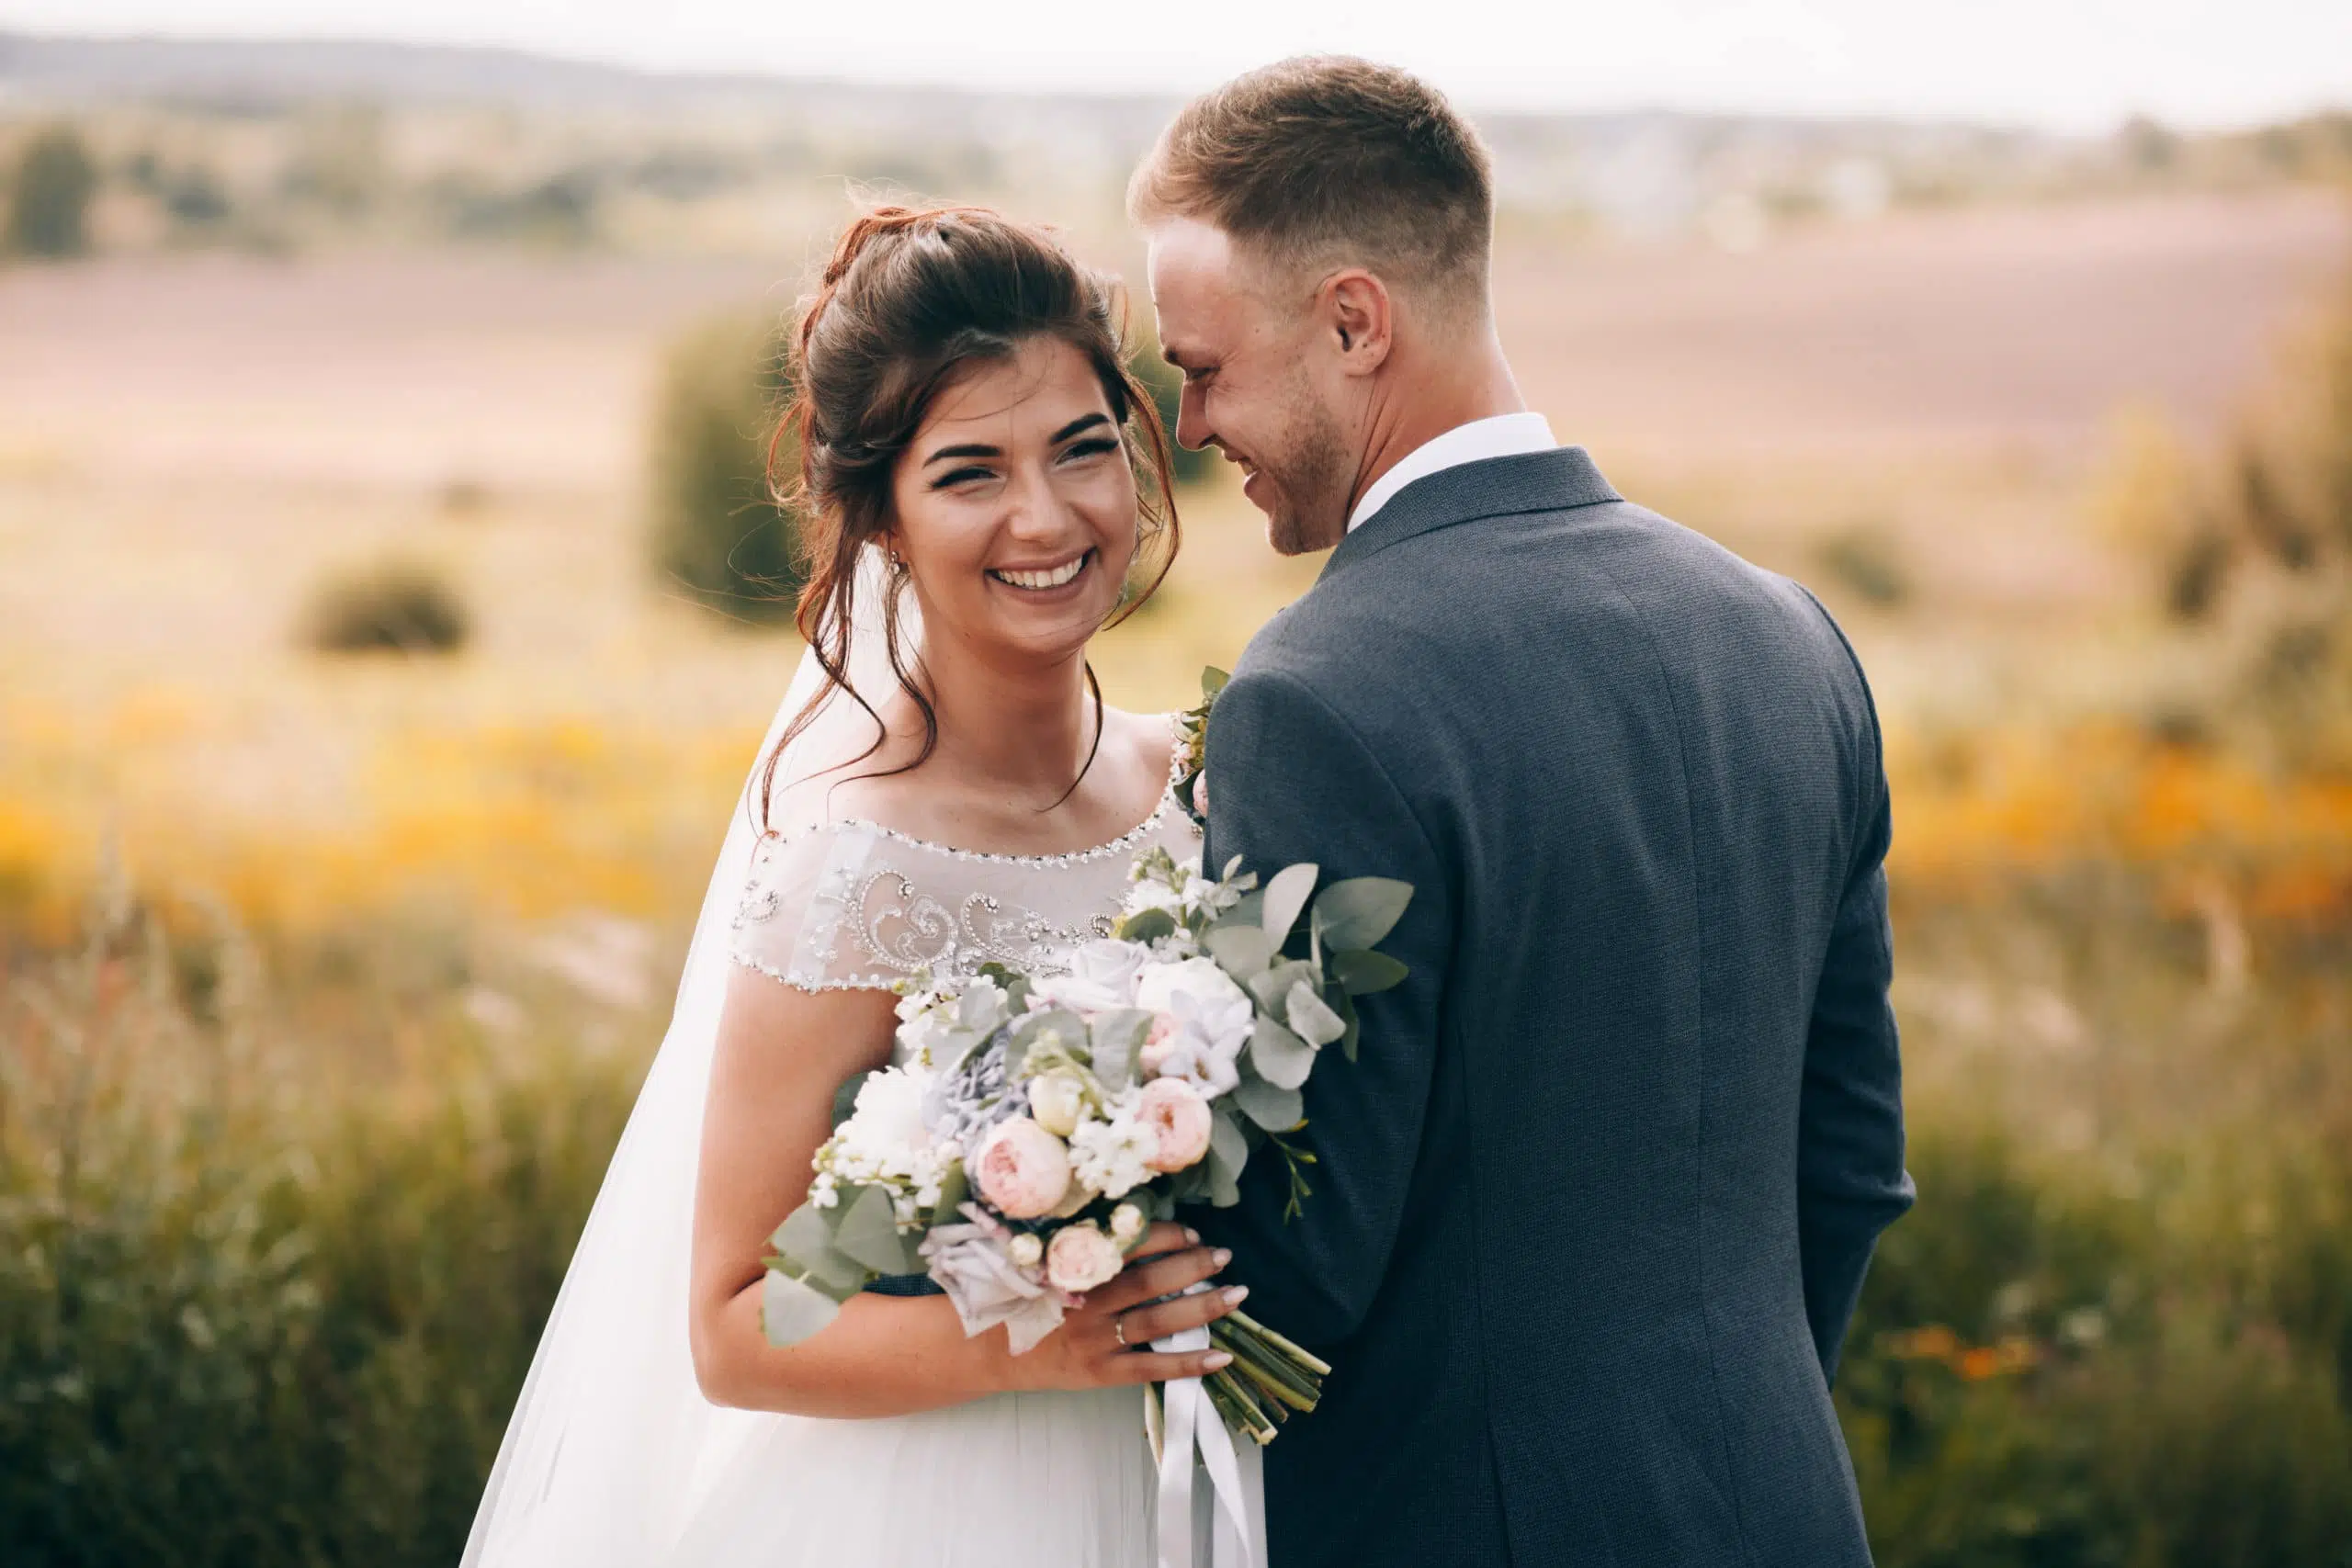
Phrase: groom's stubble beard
[{"left": 1257, "top": 375, "right": 1355, "bottom": 558}]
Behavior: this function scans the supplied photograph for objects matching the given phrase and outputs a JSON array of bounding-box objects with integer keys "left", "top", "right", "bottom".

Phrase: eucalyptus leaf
[
  {"left": 1260, "top": 863, "right": 1320, "bottom": 942},
  {"left": 1233, "top": 1076, "right": 1304, "bottom": 1134},
  {"left": 1205, "top": 1156, "right": 1241, "bottom": 1208},
  {"left": 1329, "top": 948, "right": 1409, "bottom": 996},
  {"left": 772, "top": 1201, "right": 867, "bottom": 1295},
  {"left": 1248, "top": 959, "right": 1318, "bottom": 1014},
  {"left": 830, "top": 1070, "right": 872, "bottom": 1132},
  {"left": 1313, "top": 877, "right": 1414, "bottom": 951},
  {"left": 1089, "top": 1008, "right": 1152, "bottom": 1091},
  {"left": 774, "top": 1199, "right": 835, "bottom": 1260},
  {"left": 1012, "top": 1008, "right": 1086, "bottom": 1062},
  {"left": 1333, "top": 987, "right": 1362, "bottom": 1063},
  {"left": 1168, "top": 1163, "right": 1212, "bottom": 1205},
  {"left": 1201, "top": 666, "right": 1230, "bottom": 697},
  {"left": 1204, "top": 1109, "right": 1250, "bottom": 1205},
  {"left": 1208, "top": 1105, "right": 1250, "bottom": 1175},
  {"left": 831, "top": 1182, "right": 916, "bottom": 1275},
  {"left": 1224, "top": 889, "right": 1266, "bottom": 930},
  {"left": 931, "top": 1162, "right": 967, "bottom": 1224},
  {"left": 761, "top": 1269, "right": 844, "bottom": 1347},
  {"left": 1118, "top": 908, "right": 1178, "bottom": 944},
  {"left": 1285, "top": 981, "right": 1347, "bottom": 1048},
  {"left": 1203, "top": 924, "right": 1276, "bottom": 978},
  {"left": 1249, "top": 1014, "right": 1317, "bottom": 1090}
]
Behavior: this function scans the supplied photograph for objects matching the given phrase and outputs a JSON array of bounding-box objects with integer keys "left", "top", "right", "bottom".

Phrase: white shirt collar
[{"left": 1345, "top": 412, "right": 1558, "bottom": 534}]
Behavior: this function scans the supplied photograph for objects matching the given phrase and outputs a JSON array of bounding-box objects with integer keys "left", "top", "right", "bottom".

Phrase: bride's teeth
[{"left": 992, "top": 555, "right": 1087, "bottom": 591}]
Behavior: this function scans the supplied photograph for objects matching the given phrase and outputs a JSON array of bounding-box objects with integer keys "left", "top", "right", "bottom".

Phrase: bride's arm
[{"left": 688, "top": 966, "right": 1243, "bottom": 1417}]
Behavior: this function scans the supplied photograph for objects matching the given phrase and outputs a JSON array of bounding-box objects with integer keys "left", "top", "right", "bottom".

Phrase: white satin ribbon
[{"left": 1150, "top": 1323, "right": 1264, "bottom": 1568}]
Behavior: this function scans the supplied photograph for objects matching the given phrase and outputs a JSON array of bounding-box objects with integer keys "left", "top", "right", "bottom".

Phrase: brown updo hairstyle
[{"left": 757, "top": 204, "right": 1181, "bottom": 829}]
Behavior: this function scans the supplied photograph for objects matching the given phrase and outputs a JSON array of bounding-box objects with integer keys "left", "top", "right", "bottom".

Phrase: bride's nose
[{"left": 1001, "top": 463, "right": 1080, "bottom": 544}]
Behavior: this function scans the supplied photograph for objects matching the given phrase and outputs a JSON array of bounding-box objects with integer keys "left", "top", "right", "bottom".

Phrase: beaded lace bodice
[{"left": 728, "top": 728, "right": 1202, "bottom": 1000}]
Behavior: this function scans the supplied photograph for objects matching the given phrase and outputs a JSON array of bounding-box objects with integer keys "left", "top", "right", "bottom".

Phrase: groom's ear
[{"left": 1319, "top": 269, "right": 1393, "bottom": 377}]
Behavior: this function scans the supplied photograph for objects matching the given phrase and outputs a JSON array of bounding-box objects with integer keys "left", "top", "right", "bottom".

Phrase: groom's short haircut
[{"left": 1129, "top": 56, "right": 1494, "bottom": 318}]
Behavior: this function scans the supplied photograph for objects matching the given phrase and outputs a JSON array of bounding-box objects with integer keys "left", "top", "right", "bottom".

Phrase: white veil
[{"left": 463, "top": 545, "right": 917, "bottom": 1568}]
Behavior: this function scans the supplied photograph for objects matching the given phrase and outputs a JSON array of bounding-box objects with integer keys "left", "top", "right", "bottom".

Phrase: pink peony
[
  {"left": 1136, "top": 1076, "right": 1215, "bottom": 1173},
  {"left": 1044, "top": 1223, "right": 1125, "bottom": 1294},
  {"left": 972, "top": 1117, "right": 1073, "bottom": 1219}
]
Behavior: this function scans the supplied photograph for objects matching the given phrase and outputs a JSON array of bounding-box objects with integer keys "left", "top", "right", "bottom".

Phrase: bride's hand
[{"left": 1011, "top": 1224, "right": 1244, "bottom": 1392}]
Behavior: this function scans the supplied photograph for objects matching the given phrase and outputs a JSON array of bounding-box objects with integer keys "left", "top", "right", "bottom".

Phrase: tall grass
[
  {"left": 4, "top": 779, "right": 2347, "bottom": 1564},
  {"left": 0, "top": 871, "right": 643, "bottom": 1567}
]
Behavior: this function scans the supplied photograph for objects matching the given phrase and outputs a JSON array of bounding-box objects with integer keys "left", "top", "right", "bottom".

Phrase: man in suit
[{"left": 1133, "top": 57, "right": 1917, "bottom": 1567}]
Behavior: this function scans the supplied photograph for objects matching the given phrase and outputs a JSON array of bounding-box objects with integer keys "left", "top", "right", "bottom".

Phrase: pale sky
[{"left": 7, "top": 0, "right": 2349, "bottom": 132}]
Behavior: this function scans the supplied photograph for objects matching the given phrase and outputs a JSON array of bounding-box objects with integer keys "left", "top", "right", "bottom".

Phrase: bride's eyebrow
[{"left": 921, "top": 413, "right": 1112, "bottom": 466}]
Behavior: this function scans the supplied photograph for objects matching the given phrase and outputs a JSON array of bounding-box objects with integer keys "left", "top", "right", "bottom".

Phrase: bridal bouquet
[{"left": 759, "top": 832, "right": 1411, "bottom": 1447}]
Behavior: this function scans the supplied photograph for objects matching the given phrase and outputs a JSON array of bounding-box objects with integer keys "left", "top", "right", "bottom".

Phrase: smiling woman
[{"left": 760, "top": 204, "right": 1181, "bottom": 821}]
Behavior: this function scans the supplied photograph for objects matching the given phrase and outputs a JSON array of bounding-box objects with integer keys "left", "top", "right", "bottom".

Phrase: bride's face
[{"left": 887, "top": 335, "right": 1137, "bottom": 665}]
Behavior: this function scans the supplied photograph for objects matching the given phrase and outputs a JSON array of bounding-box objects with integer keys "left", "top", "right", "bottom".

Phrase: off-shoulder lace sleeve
[{"left": 728, "top": 824, "right": 904, "bottom": 993}]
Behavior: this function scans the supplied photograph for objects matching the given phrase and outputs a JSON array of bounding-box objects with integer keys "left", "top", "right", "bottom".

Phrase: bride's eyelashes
[{"left": 922, "top": 414, "right": 1121, "bottom": 493}]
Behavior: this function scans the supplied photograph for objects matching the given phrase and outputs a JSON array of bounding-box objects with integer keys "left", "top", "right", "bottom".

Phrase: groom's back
[{"left": 1202, "top": 447, "right": 1909, "bottom": 1567}]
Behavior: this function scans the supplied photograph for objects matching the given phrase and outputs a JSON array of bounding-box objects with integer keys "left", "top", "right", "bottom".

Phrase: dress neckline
[{"left": 820, "top": 713, "right": 1190, "bottom": 868}]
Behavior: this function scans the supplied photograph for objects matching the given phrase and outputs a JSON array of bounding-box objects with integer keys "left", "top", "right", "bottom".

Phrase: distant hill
[{"left": 8, "top": 32, "right": 2331, "bottom": 240}]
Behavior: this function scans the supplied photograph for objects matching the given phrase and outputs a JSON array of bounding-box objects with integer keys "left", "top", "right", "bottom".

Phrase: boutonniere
[{"left": 1173, "top": 666, "right": 1227, "bottom": 831}]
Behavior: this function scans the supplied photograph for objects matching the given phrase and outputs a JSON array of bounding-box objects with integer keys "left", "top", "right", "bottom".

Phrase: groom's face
[{"left": 1147, "top": 219, "right": 1354, "bottom": 556}]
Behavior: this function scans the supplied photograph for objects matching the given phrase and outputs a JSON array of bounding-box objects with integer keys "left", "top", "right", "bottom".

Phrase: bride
[{"left": 465, "top": 205, "right": 1249, "bottom": 1566}]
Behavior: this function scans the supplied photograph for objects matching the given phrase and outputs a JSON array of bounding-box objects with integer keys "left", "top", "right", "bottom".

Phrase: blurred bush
[
  {"left": 1813, "top": 524, "right": 1914, "bottom": 610},
  {"left": 5, "top": 123, "right": 98, "bottom": 260},
  {"left": 1841, "top": 1131, "right": 2352, "bottom": 1567},
  {"left": 0, "top": 877, "right": 641, "bottom": 1568},
  {"left": 648, "top": 309, "right": 803, "bottom": 626},
  {"left": 2111, "top": 268, "right": 2352, "bottom": 759},
  {"left": 299, "top": 559, "right": 471, "bottom": 655}
]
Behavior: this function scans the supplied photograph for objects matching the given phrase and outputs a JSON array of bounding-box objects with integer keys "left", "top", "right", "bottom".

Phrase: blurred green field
[{"left": 3, "top": 133, "right": 2350, "bottom": 1562}]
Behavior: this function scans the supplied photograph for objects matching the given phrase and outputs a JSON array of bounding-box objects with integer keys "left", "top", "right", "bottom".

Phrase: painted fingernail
[
  {"left": 1223, "top": 1285, "right": 1250, "bottom": 1306},
  {"left": 1213, "top": 1248, "right": 1232, "bottom": 1269},
  {"left": 1184, "top": 1228, "right": 1201, "bottom": 1245},
  {"left": 1204, "top": 1351, "right": 1234, "bottom": 1370}
]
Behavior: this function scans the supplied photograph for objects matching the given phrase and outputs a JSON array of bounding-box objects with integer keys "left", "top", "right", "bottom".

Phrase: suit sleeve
[
  {"left": 1797, "top": 734, "right": 1916, "bottom": 1387},
  {"left": 1190, "top": 667, "right": 1451, "bottom": 1351}
]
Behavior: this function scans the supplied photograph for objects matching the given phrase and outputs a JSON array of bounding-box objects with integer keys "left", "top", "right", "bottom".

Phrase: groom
[{"left": 1134, "top": 59, "right": 1916, "bottom": 1567}]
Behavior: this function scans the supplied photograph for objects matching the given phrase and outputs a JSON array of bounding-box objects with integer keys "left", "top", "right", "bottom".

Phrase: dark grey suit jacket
[{"left": 1194, "top": 447, "right": 1915, "bottom": 1568}]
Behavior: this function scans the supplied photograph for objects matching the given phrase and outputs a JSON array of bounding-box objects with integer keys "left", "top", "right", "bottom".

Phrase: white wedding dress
[
  {"left": 464, "top": 546, "right": 1209, "bottom": 1568},
  {"left": 678, "top": 739, "right": 1201, "bottom": 1566}
]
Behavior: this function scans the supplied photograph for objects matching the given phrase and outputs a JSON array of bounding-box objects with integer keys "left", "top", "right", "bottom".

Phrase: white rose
[
  {"left": 1109, "top": 1203, "right": 1146, "bottom": 1244},
  {"left": 1032, "top": 938, "right": 1150, "bottom": 1011},
  {"left": 1008, "top": 1232, "right": 1044, "bottom": 1269}
]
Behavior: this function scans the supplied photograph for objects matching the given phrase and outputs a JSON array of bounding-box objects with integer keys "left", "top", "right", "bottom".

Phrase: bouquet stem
[
  {"left": 1204, "top": 1367, "right": 1279, "bottom": 1446},
  {"left": 1223, "top": 1307, "right": 1333, "bottom": 1377}
]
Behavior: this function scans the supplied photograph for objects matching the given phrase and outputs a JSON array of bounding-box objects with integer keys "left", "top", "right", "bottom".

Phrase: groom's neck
[{"left": 1346, "top": 329, "right": 1529, "bottom": 518}]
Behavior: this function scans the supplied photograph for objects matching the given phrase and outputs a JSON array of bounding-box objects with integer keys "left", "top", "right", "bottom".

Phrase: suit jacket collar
[{"left": 1317, "top": 446, "right": 1620, "bottom": 585}]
